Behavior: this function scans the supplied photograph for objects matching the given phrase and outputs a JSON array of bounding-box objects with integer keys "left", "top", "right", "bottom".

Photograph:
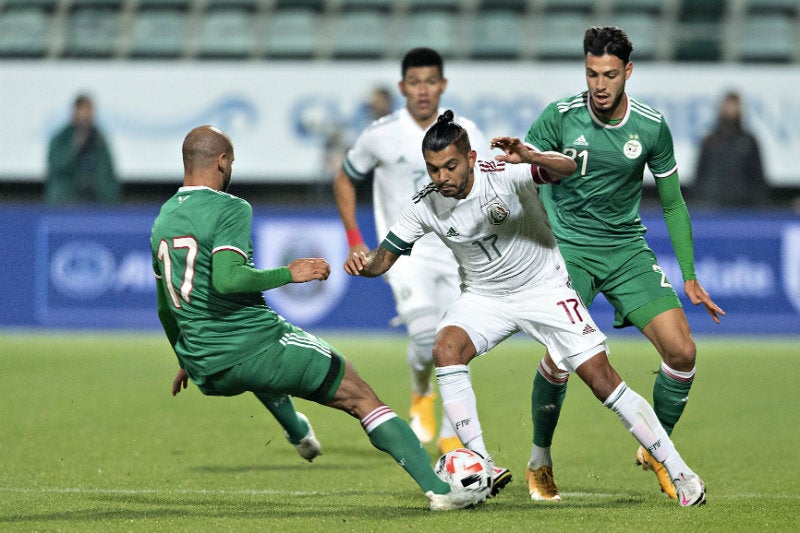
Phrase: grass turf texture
[{"left": 1, "top": 332, "right": 797, "bottom": 532}]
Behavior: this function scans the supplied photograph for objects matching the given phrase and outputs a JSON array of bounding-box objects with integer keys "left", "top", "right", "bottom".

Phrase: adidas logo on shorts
[{"left": 582, "top": 324, "right": 596, "bottom": 335}]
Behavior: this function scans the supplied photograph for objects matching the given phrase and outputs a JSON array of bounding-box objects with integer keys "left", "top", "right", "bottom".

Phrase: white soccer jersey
[
  {"left": 383, "top": 160, "right": 566, "bottom": 296},
  {"left": 343, "top": 108, "right": 489, "bottom": 263}
]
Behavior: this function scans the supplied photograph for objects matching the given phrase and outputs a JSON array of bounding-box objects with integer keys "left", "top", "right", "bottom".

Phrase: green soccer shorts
[
  {"left": 558, "top": 239, "right": 682, "bottom": 330},
  {"left": 197, "top": 327, "right": 346, "bottom": 404}
]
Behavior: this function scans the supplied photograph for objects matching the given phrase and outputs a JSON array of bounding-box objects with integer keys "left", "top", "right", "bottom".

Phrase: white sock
[
  {"left": 435, "top": 365, "right": 488, "bottom": 459},
  {"left": 406, "top": 314, "right": 437, "bottom": 395},
  {"left": 529, "top": 445, "right": 552, "bottom": 469},
  {"left": 604, "top": 382, "right": 694, "bottom": 480}
]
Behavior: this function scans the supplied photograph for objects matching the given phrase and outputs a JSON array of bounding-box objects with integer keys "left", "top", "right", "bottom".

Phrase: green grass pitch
[{"left": 1, "top": 331, "right": 798, "bottom": 532}]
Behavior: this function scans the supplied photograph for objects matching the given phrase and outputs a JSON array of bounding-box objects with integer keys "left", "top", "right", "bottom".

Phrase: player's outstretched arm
[
  {"left": 684, "top": 279, "right": 725, "bottom": 324},
  {"left": 491, "top": 136, "right": 576, "bottom": 178},
  {"left": 344, "top": 246, "right": 398, "bottom": 278},
  {"left": 334, "top": 169, "right": 369, "bottom": 255},
  {"left": 287, "top": 257, "right": 331, "bottom": 282}
]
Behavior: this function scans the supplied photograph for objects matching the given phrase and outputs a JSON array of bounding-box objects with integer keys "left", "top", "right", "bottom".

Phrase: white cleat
[
  {"left": 674, "top": 473, "right": 707, "bottom": 507},
  {"left": 285, "top": 412, "right": 322, "bottom": 462},
  {"left": 426, "top": 488, "right": 488, "bottom": 511}
]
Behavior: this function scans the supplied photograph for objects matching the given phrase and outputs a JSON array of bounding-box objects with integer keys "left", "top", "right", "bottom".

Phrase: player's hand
[
  {"left": 491, "top": 136, "right": 530, "bottom": 164},
  {"left": 172, "top": 368, "right": 188, "bottom": 396},
  {"left": 343, "top": 251, "right": 368, "bottom": 276},
  {"left": 684, "top": 279, "right": 725, "bottom": 324},
  {"left": 288, "top": 258, "right": 330, "bottom": 282}
]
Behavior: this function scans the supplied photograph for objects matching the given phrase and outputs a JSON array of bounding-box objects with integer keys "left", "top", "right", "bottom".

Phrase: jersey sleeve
[
  {"left": 212, "top": 197, "right": 253, "bottom": 260},
  {"left": 525, "top": 102, "right": 562, "bottom": 152},
  {"left": 342, "top": 127, "right": 378, "bottom": 182},
  {"left": 648, "top": 119, "right": 678, "bottom": 178},
  {"left": 381, "top": 203, "right": 426, "bottom": 256}
]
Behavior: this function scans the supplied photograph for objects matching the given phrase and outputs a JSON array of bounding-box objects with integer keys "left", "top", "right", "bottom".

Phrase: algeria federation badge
[
  {"left": 485, "top": 201, "right": 509, "bottom": 225},
  {"left": 623, "top": 139, "right": 642, "bottom": 159}
]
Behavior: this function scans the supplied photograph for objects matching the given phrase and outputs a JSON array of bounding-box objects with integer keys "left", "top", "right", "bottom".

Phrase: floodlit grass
[{"left": 1, "top": 331, "right": 798, "bottom": 532}]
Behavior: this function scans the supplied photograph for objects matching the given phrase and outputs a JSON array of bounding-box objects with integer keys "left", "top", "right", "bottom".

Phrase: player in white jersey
[
  {"left": 334, "top": 48, "right": 488, "bottom": 453},
  {"left": 343, "top": 111, "right": 707, "bottom": 507}
]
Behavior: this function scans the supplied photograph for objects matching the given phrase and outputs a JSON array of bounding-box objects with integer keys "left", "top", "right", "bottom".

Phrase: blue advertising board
[{"left": 0, "top": 204, "right": 798, "bottom": 336}]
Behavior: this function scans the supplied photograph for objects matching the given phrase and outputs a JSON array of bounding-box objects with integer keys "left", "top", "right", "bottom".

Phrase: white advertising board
[{"left": 1, "top": 61, "right": 797, "bottom": 185}]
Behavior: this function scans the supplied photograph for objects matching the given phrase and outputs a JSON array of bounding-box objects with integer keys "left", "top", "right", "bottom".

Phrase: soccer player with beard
[
  {"left": 344, "top": 111, "right": 707, "bottom": 507},
  {"left": 523, "top": 26, "right": 724, "bottom": 502}
]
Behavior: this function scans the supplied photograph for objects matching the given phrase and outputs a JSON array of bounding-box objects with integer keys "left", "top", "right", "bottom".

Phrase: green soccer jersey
[
  {"left": 525, "top": 92, "right": 678, "bottom": 247},
  {"left": 150, "top": 186, "right": 289, "bottom": 380}
]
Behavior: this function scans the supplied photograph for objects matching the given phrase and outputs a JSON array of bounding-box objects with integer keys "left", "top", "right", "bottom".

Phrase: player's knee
[{"left": 663, "top": 338, "right": 696, "bottom": 371}]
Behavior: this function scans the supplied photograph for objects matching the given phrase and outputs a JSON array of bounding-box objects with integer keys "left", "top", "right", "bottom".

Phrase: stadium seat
[
  {"left": 531, "top": 12, "right": 590, "bottom": 60},
  {"left": 196, "top": 8, "right": 255, "bottom": 58},
  {"left": 0, "top": 7, "right": 50, "bottom": 57},
  {"left": 609, "top": 13, "right": 659, "bottom": 60},
  {"left": 329, "top": 9, "right": 390, "bottom": 59},
  {"left": 398, "top": 10, "right": 462, "bottom": 58},
  {"left": 471, "top": 10, "right": 524, "bottom": 59},
  {"left": 262, "top": 9, "right": 321, "bottom": 58},
  {"left": 64, "top": 8, "right": 120, "bottom": 57},
  {"left": 736, "top": 13, "right": 795, "bottom": 62},
  {"left": 2, "top": 0, "right": 58, "bottom": 7},
  {"left": 137, "top": 0, "right": 192, "bottom": 5},
  {"left": 129, "top": 8, "right": 187, "bottom": 58}
]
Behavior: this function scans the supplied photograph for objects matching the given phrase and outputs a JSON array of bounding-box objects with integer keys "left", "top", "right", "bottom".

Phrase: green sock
[
  {"left": 532, "top": 371, "right": 567, "bottom": 447},
  {"left": 652, "top": 370, "right": 693, "bottom": 436},
  {"left": 368, "top": 415, "right": 449, "bottom": 494},
  {"left": 254, "top": 393, "right": 307, "bottom": 444}
]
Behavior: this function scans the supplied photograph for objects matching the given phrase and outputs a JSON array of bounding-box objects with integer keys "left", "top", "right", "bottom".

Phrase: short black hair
[
  {"left": 422, "top": 110, "right": 471, "bottom": 155},
  {"left": 401, "top": 47, "right": 444, "bottom": 78},
  {"left": 74, "top": 93, "right": 92, "bottom": 108},
  {"left": 583, "top": 26, "right": 634, "bottom": 64}
]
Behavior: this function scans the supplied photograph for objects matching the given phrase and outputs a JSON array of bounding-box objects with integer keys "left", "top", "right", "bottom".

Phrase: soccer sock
[
  {"left": 439, "top": 412, "right": 457, "bottom": 439},
  {"left": 362, "top": 405, "right": 449, "bottom": 494},
  {"left": 653, "top": 362, "right": 695, "bottom": 436},
  {"left": 406, "top": 314, "right": 437, "bottom": 395},
  {"left": 604, "top": 382, "right": 694, "bottom": 479},
  {"left": 531, "top": 359, "right": 569, "bottom": 448},
  {"left": 254, "top": 393, "right": 307, "bottom": 444},
  {"left": 436, "top": 365, "right": 489, "bottom": 459}
]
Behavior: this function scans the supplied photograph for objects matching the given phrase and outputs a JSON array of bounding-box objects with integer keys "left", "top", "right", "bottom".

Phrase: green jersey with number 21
[{"left": 525, "top": 92, "right": 678, "bottom": 247}]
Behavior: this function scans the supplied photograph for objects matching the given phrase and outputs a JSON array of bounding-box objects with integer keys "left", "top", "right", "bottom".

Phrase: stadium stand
[{"left": 0, "top": 0, "right": 797, "bottom": 62}]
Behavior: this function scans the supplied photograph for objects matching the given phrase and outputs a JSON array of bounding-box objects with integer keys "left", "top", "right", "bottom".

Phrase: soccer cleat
[
  {"left": 426, "top": 488, "right": 488, "bottom": 511},
  {"left": 409, "top": 392, "right": 436, "bottom": 444},
  {"left": 489, "top": 465, "right": 513, "bottom": 497},
  {"left": 437, "top": 436, "right": 463, "bottom": 455},
  {"left": 285, "top": 412, "right": 322, "bottom": 462},
  {"left": 674, "top": 473, "right": 707, "bottom": 507},
  {"left": 636, "top": 446, "right": 677, "bottom": 499},
  {"left": 526, "top": 464, "right": 561, "bottom": 501}
]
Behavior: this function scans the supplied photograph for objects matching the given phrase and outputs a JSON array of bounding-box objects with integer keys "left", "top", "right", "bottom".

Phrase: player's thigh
[
  {"left": 513, "top": 280, "right": 607, "bottom": 372},
  {"left": 212, "top": 331, "right": 346, "bottom": 403},
  {"left": 436, "top": 291, "right": 518, "bottom": 356},
  {"left": 602, "top": 246, "right": 682, "bottom": 329}
]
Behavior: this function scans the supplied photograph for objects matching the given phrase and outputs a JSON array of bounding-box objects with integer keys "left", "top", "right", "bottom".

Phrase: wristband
[{"left": 346, "top": 228, "right": 364, "bottom": 247}]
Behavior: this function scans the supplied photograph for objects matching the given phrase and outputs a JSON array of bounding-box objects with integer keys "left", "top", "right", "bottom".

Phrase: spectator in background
[
  {"left": 366, "top": 86, "right": 393, "bottom": 122},
  {"left": 692, "top": 91, "right": 769, "bottom": 208},
  {"left": 46, "top": 94, "right": 120, "bottom": 204}
]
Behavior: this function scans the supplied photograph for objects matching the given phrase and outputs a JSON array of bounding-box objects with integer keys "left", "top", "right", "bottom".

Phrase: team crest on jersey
[
  {"left": 623, "top": 139, "right": 642, "bottom": 159},
  {"left": 485, "top": 201, "right": 509, "bottom": 225}
]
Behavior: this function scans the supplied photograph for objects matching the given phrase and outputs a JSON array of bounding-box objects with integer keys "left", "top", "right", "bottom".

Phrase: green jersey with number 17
[
  {"left": 525, "top": 92, "right": 678, "bottom": 247},
  {"left": 150, "top": 186, "right": 288, "bottom": 380}
]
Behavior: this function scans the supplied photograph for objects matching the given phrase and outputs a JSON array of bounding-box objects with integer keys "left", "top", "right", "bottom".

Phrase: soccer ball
[{"left": 434, "top": 448, "right": 492, "bottom": 494}]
